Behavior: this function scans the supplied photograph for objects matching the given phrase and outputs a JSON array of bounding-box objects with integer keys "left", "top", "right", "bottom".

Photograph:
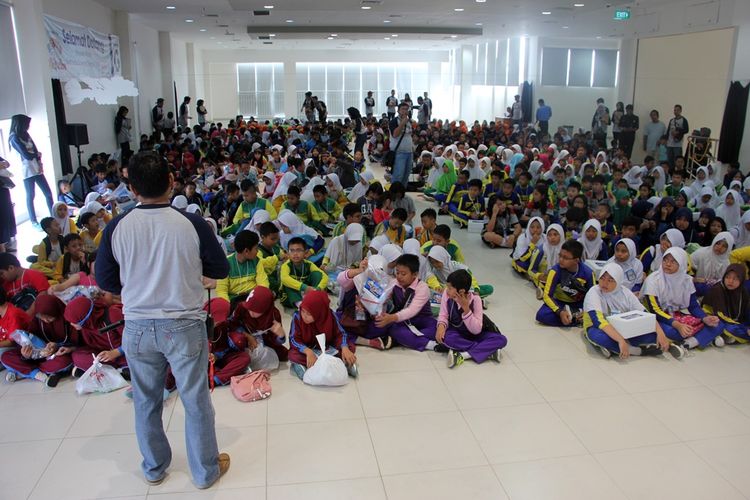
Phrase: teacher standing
[{"left": 96, "top": 152, "right": 230, "bottom": 489}]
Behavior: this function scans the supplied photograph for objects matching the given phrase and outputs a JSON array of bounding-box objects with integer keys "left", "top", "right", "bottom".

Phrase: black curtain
[
  {"left": 521, "top": 81, "right": 533, "bottom": 123},
  {"left": 717, "top": 81, "right": 749, "bottom": 164},
  {"left": 51, "top": 79, "right": 73, "bottom": 175}
]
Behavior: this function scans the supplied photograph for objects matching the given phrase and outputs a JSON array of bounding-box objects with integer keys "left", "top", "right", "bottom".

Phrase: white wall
[
  {"left": 731, "top": 0, "right": 750, "bottom": 168},
  {"left": 128, "top": 17, "right": 162, "bottom": 141},
  {"left": 171, "top": 37, "right": 189, "bottom": 111}
]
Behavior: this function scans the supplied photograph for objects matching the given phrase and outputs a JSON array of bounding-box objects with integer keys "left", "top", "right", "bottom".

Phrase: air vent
[
  {"left": 204, "top": 13, "right": 219, "bottom": 17},
  {"left": 253, "top": 10, "right": 270, "bottom": 15},
  {"left": 217, "top": 24, "right": 229, "bottom": 27},
  {"left": 361, "top": 0, "right": 383, "bottom": 5},
  {"left": 263, "top": 41, "right": 273, "bottom": 44},
  {"left": 389, "top": 14, "right": 403, "bottom": 18},
  {"left": 258, "top": 35, "right": 271, "bottom": 40}
]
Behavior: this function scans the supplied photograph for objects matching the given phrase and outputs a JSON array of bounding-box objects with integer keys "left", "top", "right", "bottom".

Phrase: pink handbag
[{"left": 230, "top": 371, "right": 272, "bottom": 402}]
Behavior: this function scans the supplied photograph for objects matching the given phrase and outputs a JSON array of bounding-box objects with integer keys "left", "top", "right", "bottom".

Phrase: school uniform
[
  {"left": 702, "top": 264, "right": 750, "bottom": 343},
  {"left": 281, "top": 200, "right": 313, "bottom": 225},
  {"left": 64, "top": 299, "right": 128, "bottom": 372},
  {"left": 0, "top": 302, "right": 31, "bottom": 362},
  {"left": 2, "top": 269, "right": 50, "bottom": 311},
  {"left": 373, "top": 220, "right": 407, "bottom": 246},
  {"left": 215, "top": 253, "right": 269, "bottom": 306},
  {"left": 288, "top": 291, "right": 354, "bottom": 369},
  {"left": 438, "top": 292, "right": 507, "bottom": 363},
  {"left": 208, "top": 326, "right": 251, "bottom": 386},
  {"left": 536, "top": 263, "right": 595, "bottom": 326},
  {"left": 280, "top": 259, "right": 328, "bottom": 307},
  {"left": 511, "top": 217, "right": 546, "bottom": 275},
  {"left": 513, "top": 184, "right": 534, "bottom": 204},
  {"left": 224, "top": 199, "right": 278, "bottom": 235},
  {"left": 420, "top": 239, "right": 465, "bottom": 263},
  {"left": 452, "top": 193, "right": 486, "bottom": 227},
  {"left": 258, "top": 243, "right": 284, "bottom": 294}
]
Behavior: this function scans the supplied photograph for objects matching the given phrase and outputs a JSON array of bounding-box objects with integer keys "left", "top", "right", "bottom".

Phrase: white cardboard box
[
  {"left": 606, "top": 310, "right": 656, "bottom": 339},
  {"left": 467, "top": 219, "right": 486, "bottom": 234},
  {"left": 585, "top": 259, "right": 609, "bottom": 278}
]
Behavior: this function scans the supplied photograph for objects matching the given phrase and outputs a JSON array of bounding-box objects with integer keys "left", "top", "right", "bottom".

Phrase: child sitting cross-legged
[
  {"left": 31, "top": 217, "right": 64, "bottom": 279},
  {"left": 215, "top": 230, "right": 269, "bottom": 310},
  {"left": 53, "top": 233, "right": 90, "bottom": 283},
  {"left": 280, "top": 237, "right": 328, "bottom": 308},
  {"left": 78, "top": 212, "right": 103, "bottom": 254},
  {"left": 535, "top": 239, "right": 595, "bottom": 327},
  {"left": 435, "top": 269, "right": 507, "bottom": 368},
  {"left": 288, "top": 290, "right": 357, "bottom": 380},
  {"left": 583, "top": 262, "right": 681, "bottom": 360},
  {"left": 374, "top": 207, "right": 409, "bottom": 246},
  {"left": 451, "top": 179, "right": 485, "bottom": 228}
]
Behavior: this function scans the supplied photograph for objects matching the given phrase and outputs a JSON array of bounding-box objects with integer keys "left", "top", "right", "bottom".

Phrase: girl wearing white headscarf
[
  {"left": 465, "top": 155, "right": 485, "bottom": 182},
  {"left": 379, "top": 244, "right": 403, "bottom": 275},
  {"left": 427, "top": 245, "right": 493, "bottom": 298},
  {"left": 729, "top": 210, "right": 750, "bottom": 248},
  {"left": 247, "top": 209, "right": 271, "bottom": 235},
  {"left": 171, "top": 195, "right": 188, "bottom": 210},
  {"left": 511, "top": 216, "right": 545, "bottom": 275},
  {"left": 276, "top": 209, "right": 320, "bottom": 250},
  {"left": 640, "top": 228, "right": 686, "bottom": 274},
  {"left": 323, "top": 223, "right": 365, "bottom": 274},
  {"left": 403, "top": 238, "right": 429, "bottom": 281},
  {"left": 642, "top": 247, "right": 725, "bottom": 350},
  {"left": 528, "top": 160, "right": 543, "bottom": 182},
  {"left": 79, "top": 201, "right": 109, "bottom": 230},
  {"left": 715, "top": 190, "right": 741, "bottom": 229},
  {"left": 623, "top": 166, "right": 646, "bottom": 190},
  {"left": 301, "top": 176, "right": 326, "bottom": 203},
  {"left": 607, "top": 238, "right": 644, "bottom": 292},
  {"left": 529, "top": 223, "right": 564, "bottom": 291},
  {"left": 325, "top": 173, "right": 346, "bottom": 204},
  {"left": 583, "top": 263, "right": 673, "bottom": 359},
  {"left": 691, "top": 231, "right": 734, "bottom": 296},
  {"left": 204, "top": 217, "right": 227, "bottom": 255},
  {"left": 348, "top": 170, "right": 374, "bottom": 203},
  {"left": 186, "top": 204, "right": 201, "bottom": 215},
  {"left": 692, "top": 185, "right": 718, "bottom": 211},
  {"left": 272, "top": 171, "right": 298, "bottom": 203},
  {"left": 262, "top": 171, "right": 277, "bottom": 198},
  {"left": 650, "top": 166, "right": 666, "bottom": 195},
  {"left": 52, "top": 201, "right": 77, "bottom": 237},
  {"left": 479, "top": 157, "right": 492, "bottom": 177},
  {"left": 367, "top": 234, "right": 390, "bottom": 256},
  {"left": 690, "top": 166, "right": 710, "bottom": 198},
  {"left": 578, "top": 219, "right": 608, "bottom": 260}
]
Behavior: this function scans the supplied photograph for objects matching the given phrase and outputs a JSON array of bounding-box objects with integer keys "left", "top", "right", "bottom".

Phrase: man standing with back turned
[{"left": 96, "top": 152, "right": 230, "bottom": 489}]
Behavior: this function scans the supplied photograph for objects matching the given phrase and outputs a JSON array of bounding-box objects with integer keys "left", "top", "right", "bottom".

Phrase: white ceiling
[{"left": 92, "top": 0, "right": 694, "bottom": 50}]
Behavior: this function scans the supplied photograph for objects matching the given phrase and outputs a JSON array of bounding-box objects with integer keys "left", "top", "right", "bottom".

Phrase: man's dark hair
[
  {"left": 398, "top": 101, "right": 410, "bottom": 110},
  {"left": 503, "top": 178, "right": 515, "bottom": 186},
  {"left": 40, "top": 217, "right": 55, "bottom": 232},
  {"left": 468, "top": 179, "right": 483, "bottom": 189},
  {"left": 343, "top": 203, "right": 360, "bottom": 219},
  {"left": 622, "top": 215, "right": 642, "bottom": 230},
  {"left": 643, "top": 155, "right": 655, "bottom": 163},
  {"left": 567, "top": 180, "right": 582, "bottom": 191},
  {"left": 226, "top": 183, "right": 240, "bottom": 194},
  {"left": 287, "top": 237, "right": 307, "bottom": 250},
  {"left": 234, "top": 230, "right": 260, "bottom": 253},
  {"left": 389, "top": 182, "right": 406, "bottom": 197},
  {"left": 561, "top": 239, "right": 584, "bottom": 260},
  {"left": 259, "top": 221, "right": 280, "bottom": 237},
  {"left": 94, "top": 164, "right": 107, "bottom": 174},
  {"left": 394, "top": 254, "right": 419, "bottom": 274},
  {"left": 128, "top": 152, "right": 170, "bottom": 198},
  {"left": 434, "top": 224, "right": 451, "bottom": 240},
  {"left": 0, "top": 253, "right": 21, "bottom": 270},
  {"left": 240, "top": 179, "right": 256, "bottom": 192},
  {"left": 366, "top": 182, "right": 384, "bottom": 196},
  {"left": 313, "top": 184, "right": 327, "bottom": 195},
  {"left": 446, "top": 269, "right": 472, "bottom": 292},
  {"left": 391, "top": 208, "right": 408, "bottom": 222},
  {"left": 63, "top": 233, "right": 82, "bottom": 248},
  {"left": 420, "top": 208, "right": 437, "bottom": 220},
  {"left": 287, "top": 185, "right": 301, "bottom": 198}
]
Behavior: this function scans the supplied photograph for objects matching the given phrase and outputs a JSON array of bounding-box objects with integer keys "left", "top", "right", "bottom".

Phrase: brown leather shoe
[{"left": 196, "top": 453, "right": 231, "bottom": 490}]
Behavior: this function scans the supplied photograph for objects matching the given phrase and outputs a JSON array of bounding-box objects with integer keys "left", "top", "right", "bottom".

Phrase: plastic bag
[
  {"left": 302, "top": 334, "right": 349, "bottom": 387},
  {"left": 249, "top": 344, "right": 280, "bottom": 371},
  {"left": 231, "top": 370, "right": 272, "bottom": 402},
  {"left": 9, "top": 330, "right": 47, "bottom": 359},
  {"left": 75, "top": 356, "right": 128, "bottom": 395},
  {"left": 353, "top": 255, "right": 396, "bottom": 316}
]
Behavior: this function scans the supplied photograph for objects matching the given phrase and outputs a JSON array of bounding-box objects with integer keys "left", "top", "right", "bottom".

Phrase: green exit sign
[{"left": 614, "top": 9, "right": 630, "bottom": 20}]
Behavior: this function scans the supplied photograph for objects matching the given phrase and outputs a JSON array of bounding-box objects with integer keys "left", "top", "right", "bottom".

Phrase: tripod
[{"left": 69, "top": 144, "right": 91, "bottom": 206}]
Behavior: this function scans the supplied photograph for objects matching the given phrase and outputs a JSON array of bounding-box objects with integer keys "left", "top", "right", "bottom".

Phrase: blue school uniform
[
  {"left": 643, "top": 292, "right": 724, "bottom": 347},
  {"left": 536, "top": 263, "right": 595, "bottom": 326},
  {"left": 513, "top": 184, "right": 534, "bottom": 204},
  {"left": 451, "top": 193, "right": 486, "bottom": 227}
]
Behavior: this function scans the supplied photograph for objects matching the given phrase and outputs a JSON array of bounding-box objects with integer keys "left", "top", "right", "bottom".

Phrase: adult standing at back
[
  {"left": 423, "top": 92, "right": 432, "bottom": 120},
  {"left": 151, "top": 98, "right": 165, "bottom": 140},
  {"left": 666, "top": 104, "right": 689, "bottom": 168},
  {"left": 591, "top": 98, "right": 610, "bottom": 147},
  {"left": 96, "top": 152, "right": 230, "bottom": 489},
  {"left": 417, "top": 97, "right": 429, "bottom": 131},
  {"left": 364, "top": 91, "right": 375, "bottom": 119},
  {"left": 389, "top": 101, "right": 414, "bottom": 187},
  {"left": 511, "top": 94, "right": 523, "bottom": 127},
  {"left": 386, "top": 90, "right": 398, "bottom": 121},
  {"left": 179, "top": 96, "right": 192, "bottom": 130},
  {"left": 618, "top": 104, "right": 640, "bottom": 159},
  {"left": 196, "top": 99, "right": 208, "bottom": 129},
  {"left": 643, "top": 109, "right": 666, "bottom": 160},
  {"left": 535, "top": 99, "right": 552, "bottom": 137},
  {"left": 115, "top": 106, "right": 132, "bottom": 163}
]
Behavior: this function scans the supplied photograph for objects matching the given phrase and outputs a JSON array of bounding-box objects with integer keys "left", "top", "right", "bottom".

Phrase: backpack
[{"left": 230, "top": 370, "right": 272, "bottom": 402}]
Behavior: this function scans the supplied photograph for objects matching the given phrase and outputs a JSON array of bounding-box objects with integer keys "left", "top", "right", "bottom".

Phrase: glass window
[
  {"left": 541, "top": 47, "right": 568, "bottom": 86},
  {"left": 237, "top": 63, "right": 283, "bottom": 118},
  {"left": 593, "top": 49, "right": 618, "bottom": 87},
  {"left": 568, "top": 49, "right": 593, "bottom": 87}
]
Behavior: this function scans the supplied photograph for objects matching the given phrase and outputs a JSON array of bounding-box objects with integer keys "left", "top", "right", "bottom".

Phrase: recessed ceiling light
[
  {"left": 574, "top": 3, "right": 584, "bottom": 6},
  {"left": 285, "top": 19, "right": 294, "bottom": 22},
  {"left": 166, "top": 5, "right": 176, "bottom": 10},
  {"left": 542, "top": 11, "right": 551, "bottom": 15},
  {"left": 269, "top": 33, "right": 276, "bottom": 37},
  {"left": 475, "top": 22, "right": 483, "bottom": 25},
  {"left": 327, "top": 36, "right": 334, "bottom": 39},
  {"left": 476, "top": 0, "right": 486, "bottom": 2},
  {"left": 450, "top": 34, "right": 458, "bottom": 38},
  {"left": 185, "top": 19, "right": 194, "bottom": 23},
  {"left": 331, "top": 33, "right": 338, "bottom": 36},
  {"left": 361, "top": 5, "right": 371, "bottom": 9},
  {"left": 454, "top": 8, "right": 465, "bottom": 11},
  {"left": 562, "top": 25, "right": 569, "bottom": 28},
  {"left": 596, "top": 35, "right": 601, "bottom": 38},
  {"left": 264, "top": 5, "right": 274, "bottom": 8},
  {"left": 199, "top": 28, "right": 207, "bottom": 32},
  {"left": 392, "top": 34, "right": 398, "bottom": 37},
  {"left": 383, "top": 19, "right": 391, "bottom": 23},
  {"left": 384, "top": 37, "right": 390, "bottom": 40}
]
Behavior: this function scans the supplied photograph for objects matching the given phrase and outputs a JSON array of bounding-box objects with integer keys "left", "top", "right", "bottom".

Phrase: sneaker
[
  {"left": 71, "top": 367, "right": 84, "bottom": 378},
  {"left": 347, "top": 363, "right": 359, "bottom": 378},
  {"left": 599, "top": 346, "right": 612, "bottom": 359},
  {"left": 535, "top": 288, "right": 543, "bottom": 300},
  {"left": 45, "top": 374, "right": 61, "bottom": 387},
  {"left": 486, "top": 349, "right": 501, "bottom": 363},
  {"left": 145, "top": 473, "right": 168, "bottom": 486},
  {"left": 290, "top": 362, "right": 306, "bottom": 380},
  {"left": 712, "top": 336, "right": 725, "bottom": 348},
  {"left": 447, "top": 349, "right": 464, "bottom": 369},
  {"left": 5, "top": 372, "right": 16, "bottom": 383},
  {"left": 481, "top": 298, "right": 488, "bottom": 310},
  {"left": 368, "top": 338, "right": 386, "bottom": 350},
  {"left": 382, "top": 336, "right": 393, "bottom": 350},
  {"left": 668, "top": 343, "right": 686, "bottom": 360},
  {"left": 196, "top": 453, "right": 230, "bottom": 490},
  {"left": 640, "top": 344, "right": 663, "bottom": 357},
  {"left": 433, "top": 343, "right": 449, "bottom": 354}
]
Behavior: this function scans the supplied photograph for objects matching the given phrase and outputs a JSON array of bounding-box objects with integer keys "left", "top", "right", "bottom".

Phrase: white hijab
[
  {"left": 543, "top": 223, "right": 564, "bottom": 269},
  {"left": 426, "top": 157, "right": 443, "bottom": 187},
  {"left": 529, "top": 160, "right": 543, "bottom": 182},
  {"left": 715, "top": 189, "right": 742, "bottom": 229},
  {"left": 186, "top": 204, "right": 201, "bottom": 214},
  {"left": 650, "top": 166, "right": 666, "bottom": 193},
  {"left": 276, "top": 209, "right": 318, "bottom": 248},
  {"left": 248, "top": 209, "right": 271, "bottom": 235},
  {"left": 380, "top": 244, "right": 403, "bottom": 274},
  {"left": 368, "top": 234, "right": 391, "bottom": 256},
  {"left": 691, "top": 231, "right": 734, "bottom": 281},
  {"left": 427, "top": 245, "right": 467, "bottom": 283},
  {"left": 52, "top": 201, "right": 72, "bottom": 236},
  {"left": 607, "top": 238, "right": 643, "bottom": 290},
  {"left": 578, "top": 219, "right": 604, "bottom": 260},
  {"left": 262, "top": 171, "right": 277, "bottom": 195},
  {"left": 171, "top": 195, "right": 188, "bottom": 210},
  {"left": 512, "top": 216, "right": 546, "bottom": 260},
  {"left": 651, "top": 228, "right": 686, "bottom": 272},
  {"left": 466, "top": 155, "right": 485, "bottom": 182},
  {"left": 325, "top": 223, "right": 364, "bottom": 271},
  {"left": 403, "top": 238, "right": 429, "bottom": 281},
  {"left": 729, "top": 210, "right": 750, "bottom": 248},
  {"left": 584, "top": 263, "right": 645, "bottom": 316},
  {"left": 693, "top": 185, "right": 717, "bottom": 210},
  {"left": 302, "top": 176, "right": 326, "bottom": 203},
  {"left": 624, "top": 166, "right": 645, "bottom": 190},
  {"left": 690, "top": 166, "right": 710, "bottom": 198},
  {"left": 348, "top": 170, "right": 374, "bottom": 202},
  {"left": 273, "top": 172, "right": 298, "bottom": 201},
  {"left": 326, "top": 173, "right": 344, "bottom": 198},
  {"left": 204, "top": 217, "right": 227, "bottom": 255},
  {"left": 642, "top": 247, "right": 695, "bottom": 312}
]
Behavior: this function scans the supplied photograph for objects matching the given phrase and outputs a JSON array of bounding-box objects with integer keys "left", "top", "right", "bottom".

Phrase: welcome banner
[{"left": 43, "top": 14, "right": 121, "bottom": 81}]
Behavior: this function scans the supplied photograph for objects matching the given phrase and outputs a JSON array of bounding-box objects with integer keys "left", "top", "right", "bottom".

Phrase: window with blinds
[
  {"left": 236, "top": 63, "right": 284, "bottom": 118},
  {"left": 0, "top": 3, "right": 25, "bottom": 120},
  {"left": 540, "top": 47, "right": 619, "bottom": 88}
]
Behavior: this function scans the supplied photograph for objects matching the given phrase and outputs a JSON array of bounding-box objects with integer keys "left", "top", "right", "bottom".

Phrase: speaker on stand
[{"left": 66, "top": 123, "right": 91, "bottom": 205}]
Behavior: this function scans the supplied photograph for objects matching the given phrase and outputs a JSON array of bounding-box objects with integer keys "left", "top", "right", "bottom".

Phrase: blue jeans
[
  {"left": 23, "top": 174, "right": 53, "bottom": 224},
  {"left": 123, "top": 318, "right": 219, "bottom": 487},
  {"left": 392, "top": 151, "right": 413, "bottom": 187}
]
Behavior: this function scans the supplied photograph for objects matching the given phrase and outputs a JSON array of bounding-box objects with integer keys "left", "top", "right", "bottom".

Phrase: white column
[
  {"left": 158, "top": 31, "right": 176, "bottom": 115},
  {"left": 283, "top": 60, "right": 297, "bottom": 120}
]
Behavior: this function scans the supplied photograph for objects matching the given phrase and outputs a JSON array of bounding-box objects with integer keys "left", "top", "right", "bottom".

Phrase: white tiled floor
[{"left": 6, "top": 171, "right": 750, "bottom": 499}]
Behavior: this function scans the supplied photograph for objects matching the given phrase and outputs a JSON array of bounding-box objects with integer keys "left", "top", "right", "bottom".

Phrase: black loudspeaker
[{"left": 66, "top": 123, "right": 89, "bottom": 147}]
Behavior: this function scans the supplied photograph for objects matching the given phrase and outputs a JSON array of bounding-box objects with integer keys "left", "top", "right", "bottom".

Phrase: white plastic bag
[
  {"left": 249, "top": 344, "right": 280, "bottom": 371},
  {"left": 353, "top": 255, "right": 396, "bottom": 316},
  {"left": 302, "top": 334, "right": 349, "bottom": 387},
  {"left": 75, "top": 356, "right": 128, "bottom": 395}
]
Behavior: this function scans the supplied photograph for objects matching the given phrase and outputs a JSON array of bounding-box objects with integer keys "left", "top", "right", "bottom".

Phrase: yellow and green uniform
[
  {"left": 280, "top": 259, "right": 328, "bottom": 307},
  {"left": 258, "top": 243, "right": 285, "bottom": 293},
  {"left": 373, "top": 221, "right": 407, "bottom": 246},
  {"left": 222, "top": 198, "right": 277, "bottom": 236},
  {"left": 420, "top": 239, "right": 465, "bottom": 263},
  {"left": 281, "top": 199, "right": 313, "bottom": 225},
  {"left": 311, "top": 197, "right": 342, "bottom": 226},
  {"left": 216, "top": 253, "right": 269, "bottom": 303}
]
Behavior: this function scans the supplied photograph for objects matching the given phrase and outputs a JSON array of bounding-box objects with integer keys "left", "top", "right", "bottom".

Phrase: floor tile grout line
[
  {"left": 353, "top": 377, "right": 389, "bottom": 499},
  {"left": 682, "top": 437, "right": 750, "bottom": 500},
  {"left": 25, "top": 437, "right": 67, "bottom": 500}
]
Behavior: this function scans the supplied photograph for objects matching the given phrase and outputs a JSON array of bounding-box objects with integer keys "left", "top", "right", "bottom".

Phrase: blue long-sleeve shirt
[{"left": 536, "top": 105, "right": 552, "bottom": 122}]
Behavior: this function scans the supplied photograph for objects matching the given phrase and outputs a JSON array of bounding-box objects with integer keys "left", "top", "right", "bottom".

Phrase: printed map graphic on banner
[{"left": 44, "top": 15, "right": 137, "bottom": 104}]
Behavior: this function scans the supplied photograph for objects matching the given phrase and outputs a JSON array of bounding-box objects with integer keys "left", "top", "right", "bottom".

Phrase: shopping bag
[
  {"left": 75, "top": 356, "right": 128, "bottom": 395},
  {"left": 230, "top": 370, "right": 272, "bottom": 402},
  {"left": 353, "top": 255, "right": 396, "bottom": 316},
  {"left": 249, "top": 344, "right": 280, "bottom": 371},
  {"left": 302, "top": 334, "right": 349, "bottom": 387}
]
